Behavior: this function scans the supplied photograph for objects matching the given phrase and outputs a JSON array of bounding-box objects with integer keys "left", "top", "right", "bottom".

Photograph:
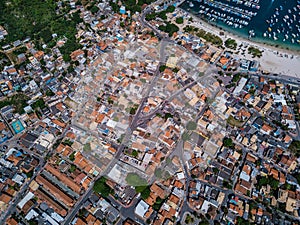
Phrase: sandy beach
[{"left": 175, "top": 8, "right": 300, "bottom": 78}]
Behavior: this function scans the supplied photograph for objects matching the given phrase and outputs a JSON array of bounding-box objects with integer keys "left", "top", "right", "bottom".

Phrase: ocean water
[{"left": 180, "top": 0, "right": 300, "bottom": 51}]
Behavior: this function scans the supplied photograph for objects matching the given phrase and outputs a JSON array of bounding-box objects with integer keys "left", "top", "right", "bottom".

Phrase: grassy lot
[
  {"left": 125, "top": 173, "right": 147, "bottom": 187},
  {"left": 226, "top": 115, "right": 244, "bottom": 128},
  {"left": 0, "top": 93, "right": 30, "bottom": 114}
]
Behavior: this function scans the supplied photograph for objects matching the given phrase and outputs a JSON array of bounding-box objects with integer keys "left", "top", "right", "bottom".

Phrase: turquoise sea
[{"left": 180, "top": 0, "right": 300, "bottom": 51}]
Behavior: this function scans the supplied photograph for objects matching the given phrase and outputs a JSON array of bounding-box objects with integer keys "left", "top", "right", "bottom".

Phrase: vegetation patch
[
  {"left": 222, "top": 137, "right": 234, "bottom": 149},
  {"left": 182, "top": 132, "right": 191, "bottom": 141},
  {"left": 135, "top": 185, "right": 151, "bottom": 200},
  {"left": 32, "top": 98, "right": 46, "bottom": 110},
  {"left": 129, "top": 104, "right": 139, "bottom": 115},
  {"left": 158, "top": 22, "right": 179, "bottom": 37},
  {"left": 153, "top": 196, "right": 165, "bottom": 211},
  {"left": 0, "top": 0, "right": 81, "bottom": 55},
  {"left": 227, "top": 115, "right": 244, "bottom": 128},
  {"left": 0, "top": 93, "right": 30, "bottom": 114},
  {"left": 93, "top": 177, "right": 113, "bottom": 197},
  {"left": 225, "top": 38, "right": 237, "bottom": 50},
  {"left": 184, "top": 26, "right": 223, "bottom": 47},
  {"left": 248, "top": 46, "right": 263, "bottom": 58},
  {"left": 69, "top": 151, "right": 76, "bottom": 161},
  {"left": 83, "top": 143, "right": 91, "bottom": 152},
  {"left": 288, "top": 140, "right": 300, "bottom": 156},
  {"left": 186, "top": 121, "right": 197, "bottom": 130},
  {"left": 256, "top": 175, "right": 279, "bottom": 192},
  {"left": 175, "top": 17, "right": 184, "bottom": 24},
  {"left": 125, "top": 173, "right": 147, "bottom": 186}
]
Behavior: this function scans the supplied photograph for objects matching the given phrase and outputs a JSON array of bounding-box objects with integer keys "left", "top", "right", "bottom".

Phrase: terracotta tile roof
[
  {"left": 52, "top": 119, "right": 66, "bottom": 128},
  {"left": 246, "top": 153, "right": 257, "bottom": 163},
  {"left": 6, "top": 218, "right": 18, "bottom": 225},
  {"left": 62, "top": 147, "right": 73, "bottom": 157},
  {"left": 34, "top": 189, "right": 67, "bottom": 216},
  {"left": 219, "top": 57, "right": 229, "bottom": 65},
  {"left": 71, "top": 49, "right": 84, "bottom": 61},
  {"left": 240, "top": 180, "right": 251, "bottom": 190},
  {"left": 108, "top": 146, "right": 117, "bottom": 154},
  {"left": 283, "top": 135, "right": 292, "bottom": 143},
  {"left": 0, "top": 122, "right": 6, "bottom": 131},
  {"left": 169, "top": 194, "right": 180, "bottom": 204},
  {"left": 78, "top": 158, "right": 88, "bottom": 169},
  {"left": 75, "top": 218, "right": 86, "bottom": 225},
  {"left": 282, "top": 105, "right": 288, "bottom": 114},
  {"left": 235, "top": 183, "right": 248, "bottom": 195},
  {"left": 34, "top": 51, "right": 44, "bottom": 60},
  {"left": 82, "top": 177, "right": 92, "bottom": 190},
  {"left": 257, "top": 208, "right": 263, "bottom": 216},
  {"left": 55, "top": 102, "right": 65, "bottom": 112},
  {"left": 261, "top": 124, "right": 273, "bottom": 133},
  {"left": 173, "top": 180, "right": 184, "bottom": 189},
  {"left": 95, "top": 114, "right": 106, "bottom": 123},
  {"left": 84, "top": 165, "right": 93, "bottom": 174},
  {"left": 244, "top": 93, "right": 251, "bottom": 101},
  {"left": 0, "top": 193, "right": 11, "bottom": 204},
  {"left": 150, "top": 183, "right": 165, "bottom": 199},
  {"left": 22, "top": 199, "right": 34, "bottom": 214},
  {"left": 66, "top": 132, "right": 76, "bottom": 140},
  {"left": 242, "top": 164, "right": 251, "bottom": 175},
  {"left": 86, "top": 213, "right": 96, "bottom": 224},
  {"left": 145, "top": 195, "right": 156, "bottom": 206},
  {"left": 279, "top": 172, "right": 286, "bottom": 183},
  {"left": 45, "top": 164, "right": 81, "bottom": 193},
  {"left": 75, "top": 173, "right": 86, "bottom": 184},
  {"left": 36, "top": 175, "right": 74, "bottom": 206},
  {"left": 93, "top": 219, "right": 102, "bottom": 225},
  {"left": 270, "top": 168, "right": 279, "bottom": 180}
]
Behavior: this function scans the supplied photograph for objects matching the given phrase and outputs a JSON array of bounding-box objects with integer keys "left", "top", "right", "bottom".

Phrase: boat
[{"left": 249, "top": 29, "right": 255, "bottom": 37}]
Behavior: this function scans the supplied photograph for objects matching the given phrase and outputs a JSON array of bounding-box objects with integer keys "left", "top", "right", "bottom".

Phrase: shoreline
[
  {"left": 176, "top": 7, "right": 300, "bottom": 77},
  {"left": 180, "top": 7, "right": 300, "bottom": 55}
]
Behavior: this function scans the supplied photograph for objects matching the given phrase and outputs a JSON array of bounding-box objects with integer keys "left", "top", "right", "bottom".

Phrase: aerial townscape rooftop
[{"left": 0, "top": 0, "right": 300, "bottom": 225}]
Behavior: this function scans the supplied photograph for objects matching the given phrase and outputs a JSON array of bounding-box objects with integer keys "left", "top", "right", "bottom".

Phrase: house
[{"left": 135, "top": 200, "right": 149, "bottom": 218}]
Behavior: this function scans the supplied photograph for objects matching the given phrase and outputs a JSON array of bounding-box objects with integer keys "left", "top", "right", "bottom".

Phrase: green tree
[
  {"left": 146, "top": 13, "right": 156, "bottom": 21},
  {"left": 223, "top": 137, "right": 234, "bottom": 148},
  {"left": 93, "top": 177, "right": 113, "bottom": 197},
  {"left": 165, "top": 5, "right": 175, "bottom": 13},
  {"left": 175, "top": 17, "right": 184, "bottom": 24},
  {"left": 69, "top": 152, "right": 76, "bottom": 161},
  {"left": 40, "top": 28, "right": 52, "bottom": 43},
  {"left": 46, "top": 89, "right": 55, "bottom": 97},
  {"left": 32, "top": 98, "right": 46, "bottom": 109},
  {"left": 132, "top": 150, "right": 138, "bottom": 157},
  {"left": 225, "top": 38, "right": 237, "bottom": 49},
  {"left": 288, "top": 140, "right": 300, "bottom": 156},
  {"left": 90, "top": 6, "right": 99, "bottom": 14},
  {"left": 136, "top": 185, "right": 151, "bottom": 200}
]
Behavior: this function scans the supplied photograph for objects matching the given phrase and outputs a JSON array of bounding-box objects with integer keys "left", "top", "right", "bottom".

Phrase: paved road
[
  {"left": 63, "top": 186, "right": 94, "bottom": 225},
  {"left": 62, "top": 31, "right": 170, "bottom": 224},
  {"left": 0, "top": 153, "right": 44, "bottom": 224},
  {"left": 0, "top": 120, "right": 71, "bottom": 223}
]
